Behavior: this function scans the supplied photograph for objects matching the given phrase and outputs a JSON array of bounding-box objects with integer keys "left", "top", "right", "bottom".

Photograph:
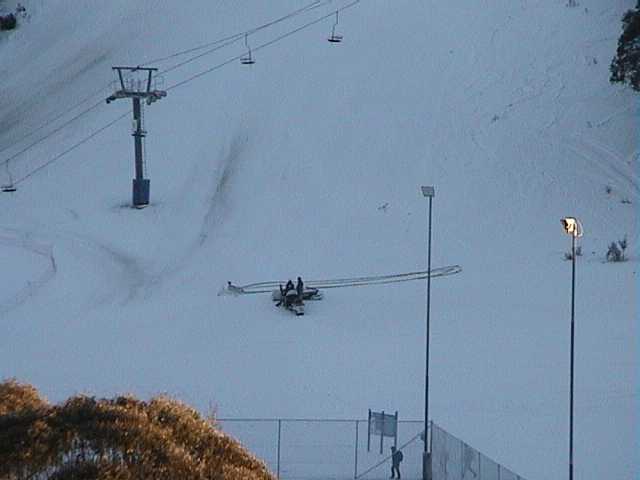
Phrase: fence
[
  {"left": 430, "top": 422, "right": 525, "bottom": 480},
  {"left": 217, "top": 418, "right": 427, "bottom": 480},
  {"left": 217, "top": 419, "right": 528, "bottom": 480}
]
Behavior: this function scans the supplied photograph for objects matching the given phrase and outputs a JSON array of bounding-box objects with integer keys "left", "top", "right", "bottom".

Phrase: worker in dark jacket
[
  {"left": 276, "top": 284, "right": 285, "bottom": 307},
  {"left": 390, "top": 446, "right": 403, "bottom": 479},
  {"left": 296, "top": 276, "right": 304, "bottom": 299},
  {"left": 283, "top": 280, "right": 295, "bottom": 307},
  {"left": 285, "top": 279, "right": 294, "bottom": 292}
]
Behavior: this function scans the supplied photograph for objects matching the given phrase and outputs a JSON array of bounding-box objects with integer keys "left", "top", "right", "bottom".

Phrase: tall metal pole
[
  {"left": 132, "top": 97, "right": 144, "bottom": 181},
  {"left": 425, "top": 194, "right": 432, "bottom": 449},
  {"left": 561, "top": 216, "right": 581, "bottom": 480},
  {"left": 569, "top": 234, "right": 576, "bottom": 480},
  {"left": 354, "top": 420, "right": 359, "bottom": 480},
  {"left": 107, "top": 66, "right": 164, "bottom": 208},
  {"left": 420, "top": 186, "right": 435, "bottom": 480},
  {"left": 131, "top": 97, "right": 150, "bottom": 207},
  {"left": 277, "top": 419, "right": 282, "bottom": 479},
  {"left": 424, "top": 192, "right": 433, "bottom": 480}
]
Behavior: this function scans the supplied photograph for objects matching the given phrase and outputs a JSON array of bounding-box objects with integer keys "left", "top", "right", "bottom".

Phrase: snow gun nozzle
[{"left": 219, "top": 282, "right": 243, "bottom": 296}]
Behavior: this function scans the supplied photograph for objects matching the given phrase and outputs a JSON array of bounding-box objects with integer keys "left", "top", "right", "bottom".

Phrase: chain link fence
[
  {"left": 217, "top": 419, "right": 526, "bottom": 480},
  {"left": 430, "top": 422, "right": 525, "bottom": 480},
  {"left": 218, "top": 418, "right": 426, "bottom": 480}
]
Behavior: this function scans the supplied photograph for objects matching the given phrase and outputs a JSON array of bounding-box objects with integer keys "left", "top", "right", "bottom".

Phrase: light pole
[
  {"left": 421, "top": 185, "right": 435, "bottom": 480},
  {"left": 561, "top": 216, "right": 583, "bottom": 480}
]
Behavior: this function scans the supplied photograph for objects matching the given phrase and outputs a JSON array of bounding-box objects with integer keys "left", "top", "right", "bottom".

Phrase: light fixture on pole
[
  {"left": 561, "top": 216, "right": 583, "bottom": 480},
  {"left": 421, "top": 185, "right": 435, "bottom": 480}
]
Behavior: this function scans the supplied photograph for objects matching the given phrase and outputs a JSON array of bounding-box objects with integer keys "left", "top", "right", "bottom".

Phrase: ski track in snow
[
  {"left": 104, "top": 130, "right": 247, "bottom": 296},
  {"left": 564, "top": 136, "right": 640, "bottom": 204},
  {"left": 0, "top": 228, "right": 56, "bottom": 315},
  {"left": 593, "top": 103, "right": 636, "bottom": 128},
  {"left": 84, "top": 237, "right": 148, "bottom": 305},
  {"left": 198, "top": 132, "right": 247, "bottom": 244},
  {"left": 0, "top": 224, "right": 150, "bottom": 313}
]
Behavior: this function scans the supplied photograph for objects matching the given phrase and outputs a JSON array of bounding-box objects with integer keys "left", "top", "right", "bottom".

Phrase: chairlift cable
[
  {"left": 0, "top": 84, "right": 112, "bottom": 158},
  {"left": 139, "top": 0, "right": 329, "bottom": 67},
  {"left": 13, "top": 110, "right": 130, "bottom": 186},
  {"left": 12, "top": 0, "right": 362, "bottom": 184},
  {"left": 0, "top": 1, "right": 332, "bottom": 161},
  {"left": 167, "top": 0, "right": 360, "bottom": 91},
  {"left": 159, "top": 36, "right": 243, "bottom": 75},
  {"left": 153, "top": 0, "right": 337, "bottom": 73},
  {"left": 0, "top": 99, "right": 105, "bottom": 170},
  {"left": 250, "top": 0, "right": 358, "bottom": 55}
]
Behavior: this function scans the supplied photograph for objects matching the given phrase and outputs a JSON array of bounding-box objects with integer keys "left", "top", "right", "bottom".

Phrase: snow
[{"left": 0, "top": 0, "right": 637, "bottom": 479}]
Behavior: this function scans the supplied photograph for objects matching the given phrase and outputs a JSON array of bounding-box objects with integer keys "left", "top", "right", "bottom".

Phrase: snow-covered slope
[{"left": 0, "top": 1, "right": 637, "bottom": 479}]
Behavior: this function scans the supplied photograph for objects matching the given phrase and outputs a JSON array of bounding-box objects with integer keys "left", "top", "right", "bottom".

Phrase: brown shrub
[
  {"left": 0, "top": 381, "right": 274, "bottom": 480},
  {"left": 0, "top": 378, "right": 48, "bottom": 415}
]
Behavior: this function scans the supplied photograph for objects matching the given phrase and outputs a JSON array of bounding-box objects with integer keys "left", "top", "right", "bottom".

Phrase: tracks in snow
[
  {"left": 564, "top": 136, "right": 640, "bottom": 203},
  {"left": 0, "top": 228, "right": 57, "bottom": 315},
  {"left": 0, "top": 225, "right": 149, "bottom": 315}
]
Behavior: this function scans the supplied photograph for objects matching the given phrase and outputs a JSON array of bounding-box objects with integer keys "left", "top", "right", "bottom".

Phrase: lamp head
[
  {"left": 561, "top": 217, "right": 583, "bottom": 237},
  {"left": 421, "top": 186, "right": 435, "bottom": 198}
]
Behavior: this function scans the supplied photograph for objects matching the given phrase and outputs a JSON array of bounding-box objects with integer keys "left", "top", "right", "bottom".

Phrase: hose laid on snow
[{"left": 222, "top": 265, "right": 462, "bottom": 295}]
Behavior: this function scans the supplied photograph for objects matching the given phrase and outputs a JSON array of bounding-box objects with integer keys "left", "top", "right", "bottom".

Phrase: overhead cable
[
  {"left": 14, "top": 110, "right": 130, "bottom": 185},
  {"left": 0, "top": 1, "right": 337, "bottom": 166},
  {"left": 167, "top": 0, "right": 360, "bottom": 91},
  {"left": 140, "top": 0, "right": 329, "bottom": 67},
  {"left": 11, "top": 0, "right": 361, "bottom": 184},
  {"left": 0, "top": 84, "right": 112, "bottom": 158},
  {"left": 0, "top": 99, "right": 105, "bottom": 169}
]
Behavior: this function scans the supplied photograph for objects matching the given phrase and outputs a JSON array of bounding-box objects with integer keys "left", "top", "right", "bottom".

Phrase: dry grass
[{"left": 0, "top": 379, "right": 275, "bottom": 480}]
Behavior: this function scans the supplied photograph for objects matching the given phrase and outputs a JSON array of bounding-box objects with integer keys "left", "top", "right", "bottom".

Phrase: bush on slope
[{"left": 0, "top": 380, "right": 274, "bottom": 480}]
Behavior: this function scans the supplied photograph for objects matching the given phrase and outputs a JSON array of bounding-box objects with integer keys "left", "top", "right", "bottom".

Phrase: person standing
[
  {"left": 390, "top": 446, "right": 403, "bottom": 479},
  {"left": 285, "top": 279, "right": 294, "bottom": 293},
  {"left": 296, "top": 276, "right": 304, "bottom": 299}
]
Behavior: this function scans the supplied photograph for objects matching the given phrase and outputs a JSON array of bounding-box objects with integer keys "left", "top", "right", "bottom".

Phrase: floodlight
[
  {"left": 421, "top": 186, "right": 435, "bottom": 198},
  {"left": 561, "top": 217, "right": 583, "bottom": 237}
]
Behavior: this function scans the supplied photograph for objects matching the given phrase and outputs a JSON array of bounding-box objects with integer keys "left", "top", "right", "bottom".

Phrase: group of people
[{"left": 277, "top": 276, "right": 304, "bottom": 307}]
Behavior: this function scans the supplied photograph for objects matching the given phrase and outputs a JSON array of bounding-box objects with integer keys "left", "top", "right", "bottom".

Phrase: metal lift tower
[{"left": 106, "top": 66, "right": 166, "bottom": 208}]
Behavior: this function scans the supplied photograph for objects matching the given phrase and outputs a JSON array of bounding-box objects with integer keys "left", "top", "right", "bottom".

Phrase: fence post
[
  {"left": 498, "top": 464, "right": 501, "bottom": 480},
  {"left": 354, "top": 420, "right": 359, "bottom": 479},
  {"left": 380, "top": 411, "right": 385, "bottom": 455},
  {"left": 277, "top": 419, "right": 282, "bottom": 479},
  {"left": 367, "top": 410, "right": 371, "bottom": 452},
  {"left": 394, "top": 411, "right": 398, "bottom": 449}
]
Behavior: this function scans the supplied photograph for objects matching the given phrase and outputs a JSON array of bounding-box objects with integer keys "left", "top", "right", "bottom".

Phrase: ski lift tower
[{"left": 106, "top": 66, "right": 166, "bottom": 208}]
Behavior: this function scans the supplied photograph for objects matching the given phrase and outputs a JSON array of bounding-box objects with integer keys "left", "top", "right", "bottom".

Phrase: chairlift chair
[
  {"left": 240, "top": 52, "right": 255, "bottom": 65},
  {"left": 327, "top": 11, "right": 343, "bottom": 43},
  {"left": 240, "top": 34, "right": 256, "bottom": 65},
  {"left": 2, "top": 163, "right": 16, "bottom": 192},
  {"left": 327, "top": 32, "right": 343, "bottom": 43}
]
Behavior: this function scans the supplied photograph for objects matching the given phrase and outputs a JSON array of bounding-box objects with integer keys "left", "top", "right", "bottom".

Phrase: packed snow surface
[{"left": 0, "top": 0, "right": 637, "bottom": 479}]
